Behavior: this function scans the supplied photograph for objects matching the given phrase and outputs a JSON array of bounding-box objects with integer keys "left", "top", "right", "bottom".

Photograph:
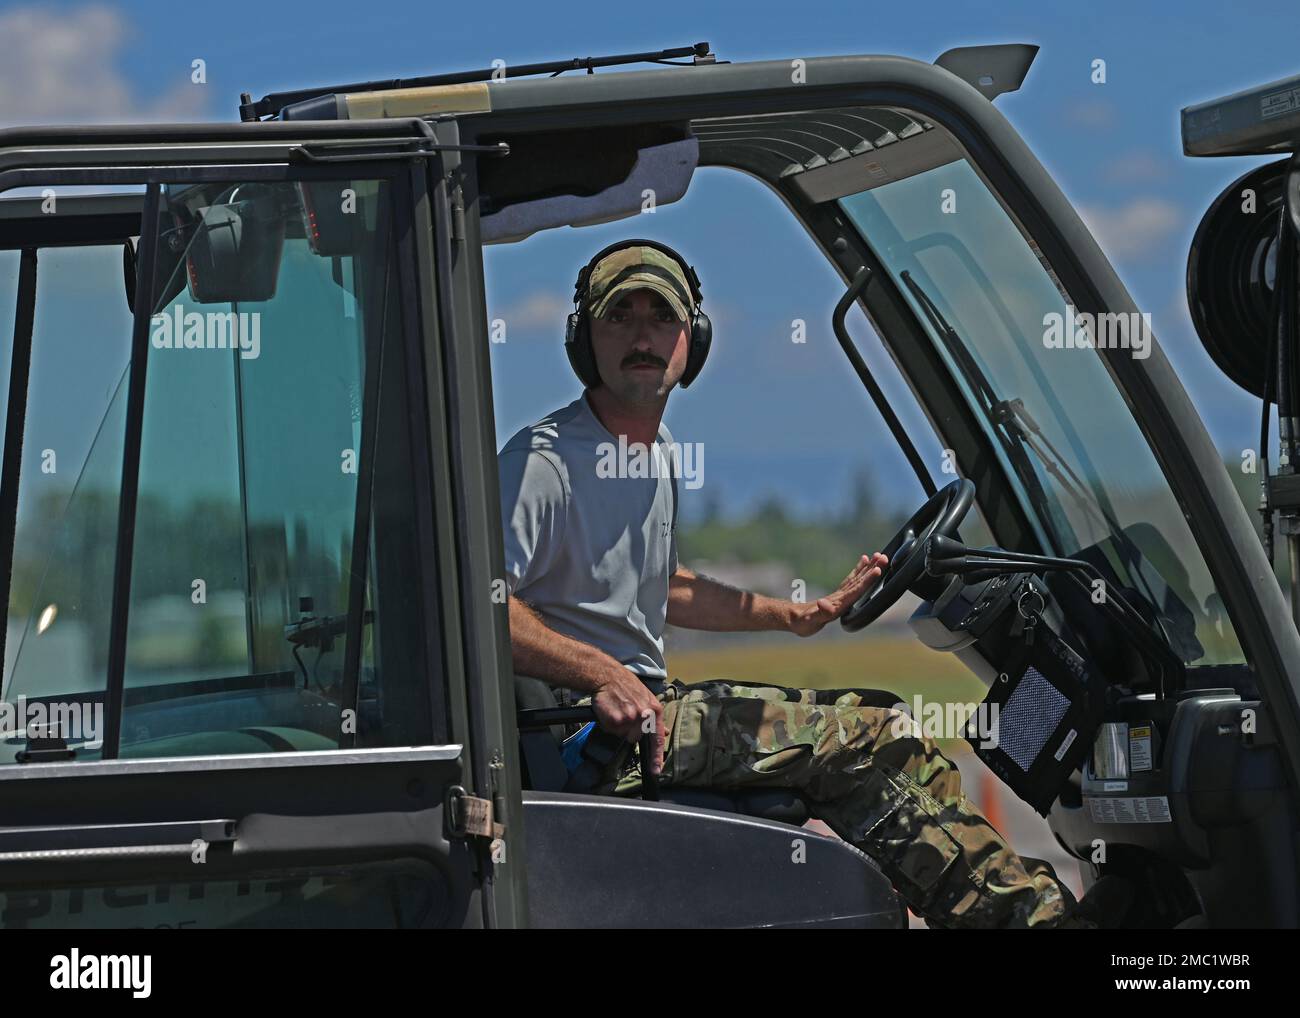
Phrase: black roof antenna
[{"left": 239, "top": 42, "right": 718, "bottom": 122}]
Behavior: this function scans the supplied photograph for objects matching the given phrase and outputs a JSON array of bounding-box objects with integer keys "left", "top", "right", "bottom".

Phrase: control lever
[
  {"left": 639, "top": 732, "right": 660, "bottom": 801},
  {"left": 925, "top": 534, "right": 1026, "bottom": 583}
]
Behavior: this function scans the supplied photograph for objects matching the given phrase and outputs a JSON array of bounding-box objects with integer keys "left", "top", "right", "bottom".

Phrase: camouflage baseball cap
[{"left": 585, "top": 244, "right": 694, "bottom": 322}]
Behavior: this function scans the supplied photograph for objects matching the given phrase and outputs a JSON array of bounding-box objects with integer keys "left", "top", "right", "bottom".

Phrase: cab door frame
[
  {"left": 416, "top": 116, "right": 528, "bottom": 927},
  {"left": 0, "top": 119, "right": 521, "bottom": 927}
]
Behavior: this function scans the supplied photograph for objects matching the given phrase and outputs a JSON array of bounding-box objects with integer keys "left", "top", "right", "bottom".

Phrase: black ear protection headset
[{"left": 564, "top": 238, "right": 713, "bottom": 389}]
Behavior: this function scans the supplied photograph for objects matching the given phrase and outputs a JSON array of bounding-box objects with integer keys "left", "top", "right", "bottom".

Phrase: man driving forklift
[{"left": 498, "top": 238, "right": 1099, "bottom": 929}]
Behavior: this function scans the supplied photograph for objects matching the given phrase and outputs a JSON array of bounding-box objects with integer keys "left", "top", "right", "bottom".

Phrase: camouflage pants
[{"left": 591, "top": 679, "right": 1075, "bottom": 929}]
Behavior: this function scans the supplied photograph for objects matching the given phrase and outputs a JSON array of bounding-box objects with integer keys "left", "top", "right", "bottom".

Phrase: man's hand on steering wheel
[
  {"left": 839, "top": 478, "right": 976, "bottom": 632},
  {"left": 789, "top": 552, "right": 889, "bottom": 637}
]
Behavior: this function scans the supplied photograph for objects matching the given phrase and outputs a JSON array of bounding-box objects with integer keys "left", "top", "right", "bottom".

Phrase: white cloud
[
  {"left": 0, "top": 4, "right": 210, "bottom": 126},
  {"left": 1102, "top": 150, "right": 1170, "bottom": 185},
  {"left": 1065, "top": 99, "right": 1117, "bottom": 130},
  {"left": 1075, "top": 197, "right": 1183, "bottom": 261},
  {"left": 489, "top": 290, "right": 571, "bottom": 332}
]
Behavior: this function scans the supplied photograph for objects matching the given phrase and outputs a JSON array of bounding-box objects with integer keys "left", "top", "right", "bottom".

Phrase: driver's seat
[{"left": 515, "top": 675, "right": 810, "bottom": 826}]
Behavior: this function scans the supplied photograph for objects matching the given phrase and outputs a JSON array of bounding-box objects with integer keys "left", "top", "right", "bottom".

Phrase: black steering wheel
[{"left": 840, "top": 478, "right": 975, "bottom": 632}]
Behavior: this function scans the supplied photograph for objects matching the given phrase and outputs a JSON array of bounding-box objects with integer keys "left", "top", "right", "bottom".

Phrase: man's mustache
[{"left": 622, "top": 352, "right": 666, "bottom": 369}]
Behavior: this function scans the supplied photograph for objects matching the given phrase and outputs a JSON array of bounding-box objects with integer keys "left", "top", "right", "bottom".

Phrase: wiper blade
[{"left": 900, "top": 270, "right": 999, "bottom": 408}]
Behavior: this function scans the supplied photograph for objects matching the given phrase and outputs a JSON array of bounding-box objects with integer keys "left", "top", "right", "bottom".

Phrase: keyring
[{"left": 1017, "top": 586, "right": 1045, "bottom": 620}]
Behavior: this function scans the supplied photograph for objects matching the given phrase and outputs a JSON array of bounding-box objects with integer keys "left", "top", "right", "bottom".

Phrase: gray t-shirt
[{"left": 498, "top": 393, "right": 678, "bottom": 679}]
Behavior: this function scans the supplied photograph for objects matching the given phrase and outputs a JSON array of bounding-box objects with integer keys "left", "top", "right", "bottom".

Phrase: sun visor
[{"left": 480, "top": 136, "right": 698, "bottom": 245}]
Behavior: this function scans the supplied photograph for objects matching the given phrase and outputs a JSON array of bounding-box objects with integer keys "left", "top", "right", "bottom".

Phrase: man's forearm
[
  {"left": 507, "top": 595, "right": 630, "bottom": 694},
  {"left": 508, "top": 595, "right": 665, "bottom": 764},
  {"left": 666, "top": 566, "right": 797, "bottom": 633}
]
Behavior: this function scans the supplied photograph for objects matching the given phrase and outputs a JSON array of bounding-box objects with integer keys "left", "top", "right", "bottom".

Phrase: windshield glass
[{"left": 839, "top": 158, "right": 1243, "bottom": 667}]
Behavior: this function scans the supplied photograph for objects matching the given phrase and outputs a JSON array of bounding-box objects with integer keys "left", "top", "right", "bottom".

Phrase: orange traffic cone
[{"left": 980, "top": 767, "right": 1006, "bottom": 833}]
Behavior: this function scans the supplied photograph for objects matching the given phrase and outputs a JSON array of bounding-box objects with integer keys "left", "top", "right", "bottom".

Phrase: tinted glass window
[
  {"left": 1, "top": 178, "right": 445, "bottom": 762},
  {"left": 840, "top": 159, "right": 1244, "bottom": 666},
  {"left": 4, "top": 244, "right": 132, "bottom": 711}
]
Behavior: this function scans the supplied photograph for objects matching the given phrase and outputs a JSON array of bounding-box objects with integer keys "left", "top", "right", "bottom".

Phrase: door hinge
[{"left": 445, "top": 785, "right": 504, "bottom": 840}]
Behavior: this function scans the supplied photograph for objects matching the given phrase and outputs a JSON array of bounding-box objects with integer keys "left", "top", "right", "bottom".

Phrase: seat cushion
[{"left": 658, "top": 786, "right": 810, "bottom": 826}]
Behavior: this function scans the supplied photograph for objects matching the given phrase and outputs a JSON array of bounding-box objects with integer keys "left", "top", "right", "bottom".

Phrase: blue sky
[{"left": 2, "top": 0, "right": 1298, "bottom": 519}]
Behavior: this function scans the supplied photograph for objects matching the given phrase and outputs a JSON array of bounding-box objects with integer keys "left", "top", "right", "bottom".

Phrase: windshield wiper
[{"left": 991, "top": 396, "right": 1157, "bottom": 571}]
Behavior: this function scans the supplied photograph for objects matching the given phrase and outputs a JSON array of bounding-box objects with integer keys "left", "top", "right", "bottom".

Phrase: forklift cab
[{"left": 0, "top": 43, "right": 1297, "bottom": 929}]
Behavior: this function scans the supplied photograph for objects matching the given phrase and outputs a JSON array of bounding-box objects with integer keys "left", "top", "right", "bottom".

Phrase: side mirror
[
  {"left": 128, "top": 186, "right": 295, "bottom": 315},
  {"left": 185, "top": 186, "right": 287, "bottom": 304}
]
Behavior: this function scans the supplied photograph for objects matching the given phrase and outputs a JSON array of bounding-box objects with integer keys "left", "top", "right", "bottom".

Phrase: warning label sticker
[
  {"left": 1086, "top": 795, "right": 1172, "bottom": 824},
  {"left": 1262, "top": 85, "right": 1300, "bottom": 120},
  {"left": 1129, "top": 725, "right": 1154, "bottom": 772}
]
